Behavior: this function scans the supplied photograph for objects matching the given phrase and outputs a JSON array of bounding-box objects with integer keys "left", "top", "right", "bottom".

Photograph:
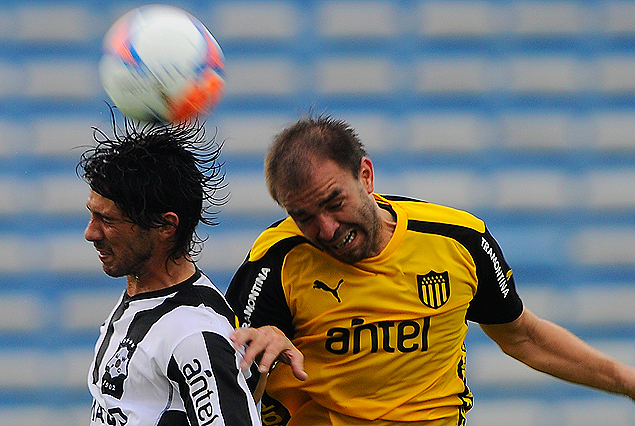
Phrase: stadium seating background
[{"left": 1, "top": 0, "right": 635, "bottom": 424}]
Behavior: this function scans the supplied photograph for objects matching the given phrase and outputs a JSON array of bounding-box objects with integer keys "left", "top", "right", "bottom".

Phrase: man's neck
[
  {"left": 373, "top": 206, "right": 397, "bottom": 256},
  {"left": 126, "top": 259, "right": 196, "bottom": 297}
]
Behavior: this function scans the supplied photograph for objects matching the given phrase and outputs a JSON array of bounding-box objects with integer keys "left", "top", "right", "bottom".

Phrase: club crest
[
  {"left": 102, "top": 339, "right": 135, "bottom": 399},
  {"left": 417, "top": 271, "right": 450, "bottom": 309}
]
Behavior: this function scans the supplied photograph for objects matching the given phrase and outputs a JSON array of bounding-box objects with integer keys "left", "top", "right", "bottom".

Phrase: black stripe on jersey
[
  {"left": 377, "top": 198, "right": 398, "bottom": 220},
  {"left": 93, "top": 270, "right": 237, "bottom": 386},
  {"left": 268, "top": 218, "right": 286, "bottom": 228},
  {"left": 204, "top": 332, "right": 255, "bottom": 426},
  {"left": 188, "top": 276, "right": 238, "bottom": 328},
  {"left": 167, "top": 356, "right": 199, "bottom": 425},
  {"left": 127, "top": 276, "right": 237, "bottom": 353},
  {"left": 407, "top": 220, "right": 474, "bottom": 241},
  {"left": 406, "top": 220, "right": 523, "bottom": 324},
  {"left": 381, "top": 194, "right": 425, "bottom": 203},
  {"left": 92, "top": 295, "right": 128, "bottom": 384},
  {"left": 166, "top": 332, "right": 254, "bottom": 426},
  {"left": 157, "top": 410, "right": 188, "bottom": 426}
]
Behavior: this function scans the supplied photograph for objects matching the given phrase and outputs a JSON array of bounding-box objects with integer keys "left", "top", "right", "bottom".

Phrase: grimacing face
[
  {"left": 84, "top": 189, "right": 156, "bottom": 278},
  {"left": 280, "top": 157, "right": 383, "bottom": 264}
]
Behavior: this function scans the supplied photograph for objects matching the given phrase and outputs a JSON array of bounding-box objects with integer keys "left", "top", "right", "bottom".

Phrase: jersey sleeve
[
  {"left": 465, "top": 226, "right": 524, "bottom": 324},
  {"left": 225, "top": 236, "right": 306, "bottom": 339},
  {"left": 167, "top": 331, "right": 260, "bottom": 426}
]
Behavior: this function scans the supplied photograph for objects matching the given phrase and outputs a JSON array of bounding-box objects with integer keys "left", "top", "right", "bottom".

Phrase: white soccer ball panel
[
  {"left": 98, "top": 54, "right": 170, "bottom": 122},
  {"left": 99, "top": 4, "right": 225, "bottom": 123}
]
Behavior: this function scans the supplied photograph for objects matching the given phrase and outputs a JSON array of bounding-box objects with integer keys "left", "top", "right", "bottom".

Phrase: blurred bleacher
[{"left": 1, "top": 0, "right": 635, "bottom": 424}]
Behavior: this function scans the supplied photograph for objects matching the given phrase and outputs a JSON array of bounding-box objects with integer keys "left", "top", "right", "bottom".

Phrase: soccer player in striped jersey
[
  {"left": 226, "top": 115, "right": 635, "bottom": 426},
  {"left": 78, "top": 117, "right": 260, "bottom": 426}
]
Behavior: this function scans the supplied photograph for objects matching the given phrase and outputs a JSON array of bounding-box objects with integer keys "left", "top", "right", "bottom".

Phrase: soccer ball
[{"left": 99, "top": 5, "right": 225, "bottom": 123}]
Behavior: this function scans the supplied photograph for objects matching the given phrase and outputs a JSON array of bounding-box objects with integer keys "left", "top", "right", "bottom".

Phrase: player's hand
[{"left": 231, "top": 325, "right": 308, "bottom": 381}]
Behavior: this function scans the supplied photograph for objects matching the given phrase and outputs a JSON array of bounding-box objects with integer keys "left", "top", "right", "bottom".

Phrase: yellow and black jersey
[{"left": 226, "top": 194, "right": 523, "bottom": 426}]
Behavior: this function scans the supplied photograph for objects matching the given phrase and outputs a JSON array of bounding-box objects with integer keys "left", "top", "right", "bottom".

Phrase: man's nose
[
  {"left": 316, "top": 214, "right": 339, "bottom": 242},
  {"left": 84, "top": 217, "right": 102, "bottom": 242}
]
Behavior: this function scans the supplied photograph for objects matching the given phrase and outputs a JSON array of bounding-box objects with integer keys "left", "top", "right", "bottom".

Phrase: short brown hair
[{"left": 265, "top": 115, "right": 367, "bottom": 205}]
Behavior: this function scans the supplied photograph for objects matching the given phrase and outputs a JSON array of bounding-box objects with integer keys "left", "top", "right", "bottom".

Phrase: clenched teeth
[{"left": 334, "top": 229, "right": 356, "bottom": 249}]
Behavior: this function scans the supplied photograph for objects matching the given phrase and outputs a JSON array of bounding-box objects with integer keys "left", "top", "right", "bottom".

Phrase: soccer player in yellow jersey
[{"left": 226, "top": 115, "right": 635, "bottom": 426}]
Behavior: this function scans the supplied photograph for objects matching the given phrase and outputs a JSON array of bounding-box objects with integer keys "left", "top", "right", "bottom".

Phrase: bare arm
[{"left": 480, "top": 307, "right": 635, "bottom": 401}]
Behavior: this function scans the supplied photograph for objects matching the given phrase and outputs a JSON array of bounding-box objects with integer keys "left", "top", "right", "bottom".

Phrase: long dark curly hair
[{"left": 77, "top": 111, "right": 226, "bottom": 263}]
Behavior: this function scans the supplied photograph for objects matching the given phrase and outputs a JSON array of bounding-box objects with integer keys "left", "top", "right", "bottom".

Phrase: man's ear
[
  {"left": 359, "top": 157, "right": 374, "bottom": 194},
  {"left": 159, "top": 212, "right": 179, "bottom": 240}
]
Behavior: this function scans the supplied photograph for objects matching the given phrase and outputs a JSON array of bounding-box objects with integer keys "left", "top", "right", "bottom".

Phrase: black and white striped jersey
[{"left": 88, "top": 269, "right": 260, "bottom": 426}]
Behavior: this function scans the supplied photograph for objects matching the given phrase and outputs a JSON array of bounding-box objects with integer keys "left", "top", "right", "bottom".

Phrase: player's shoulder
[
  {"left": 153, "top": 297, "right": 236, "bottom": 345},
  {"left": 248, "top": 217, "right": 310, "bottom": 262},
  {"left": 156, "top": 272, "right": 237, "bottom": 333},
  {"left": 379, "top": 194, "right": 486, "bottom": 233},
  {"left": 151, "top": 307, "right": 235, "bottom": 362}
]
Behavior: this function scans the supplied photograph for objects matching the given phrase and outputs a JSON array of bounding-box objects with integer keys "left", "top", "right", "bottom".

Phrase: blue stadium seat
[
  {"left": 318, "top": 1, "right": 399, "bottom": 39},
  {"left": 212, "top": 1, "right": 299, "bottom": 41}
]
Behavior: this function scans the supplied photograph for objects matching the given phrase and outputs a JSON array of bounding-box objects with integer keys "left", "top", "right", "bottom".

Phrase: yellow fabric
[
  {"left": 249, "top": 196, "right": 488, "bottom": 424},
  {"left": 285, "top": 399, "right": 464, "bottom": 426}
]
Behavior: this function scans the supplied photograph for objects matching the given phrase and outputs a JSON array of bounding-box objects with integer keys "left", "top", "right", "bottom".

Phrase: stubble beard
[
  {"left": 328, "top": 201, "right": 382, "bottom": 265},
  {"left": 102, "top": 234, "right": 155, "bottom": 279}
]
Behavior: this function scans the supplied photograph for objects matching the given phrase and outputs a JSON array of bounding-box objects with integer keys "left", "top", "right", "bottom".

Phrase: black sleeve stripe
[
  {"left": 226, "top": 236, "right": 306, "bottom": 339},
  {"left": 191, "top": 283, "right": 238, "bottom": 328},
  {"left": 203, "top": 332, "right": 255, "bottom": 426},
  {"left": 407, "top": 219, "right": 523, "bottom": 324},
  {"left": 167, "top": 333, "right": 255, "bottom": 426},
  {"left": 157, "top": 410, "right": 189, "bottom": 426},
  {"left": 167, "top": 356, "right": 199, "bottom": 424}
]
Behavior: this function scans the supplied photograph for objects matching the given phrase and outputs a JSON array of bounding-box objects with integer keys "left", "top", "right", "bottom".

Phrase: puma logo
[{"left": 313, "top": 279, "right": 343, "bottom": 303}]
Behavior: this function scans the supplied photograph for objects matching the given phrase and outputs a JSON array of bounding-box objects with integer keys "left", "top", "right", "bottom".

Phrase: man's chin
[
  {"left": 102, "top": 266, "right": 125, "bottom": 278},
  {"left": 329, "top": 248, "right": 365, "bottom": 265},
  {"left": 329, "top": 240, "right": 369, "bottom": 265}
]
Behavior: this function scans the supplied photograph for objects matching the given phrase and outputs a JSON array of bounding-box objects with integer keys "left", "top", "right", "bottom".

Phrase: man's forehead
[
  {"left": 283, "top": 186, "right": 344, "bottom": 216},
  {"left": 87, "top": 189, "right": 122, "bottom": 215}
]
